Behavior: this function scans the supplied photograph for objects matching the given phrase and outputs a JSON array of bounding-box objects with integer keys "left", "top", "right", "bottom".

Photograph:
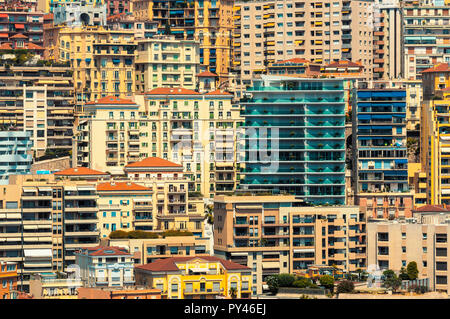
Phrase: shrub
[
  {"left": 277, "top": 274, "right": 295, "bottom": 287},
  {"left": 319, "top": 275, "right": 335, "bottom": 293},
  {"left": 292, "top": 278, "right": 311, "bottom": 289},
  {"left": 162, "top": 230, "right": 193, "bottom": 237},
  {"left": 108, "top": 230, "right": 129, "bottom": 239},
  {"left": 266, "top": 275, "right": 279, "bottom": 295},
  {"left": 336, "top": 280, "right": 355, "bottom": 294}
]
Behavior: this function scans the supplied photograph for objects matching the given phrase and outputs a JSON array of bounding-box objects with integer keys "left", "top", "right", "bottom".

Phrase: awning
[
  {"left": 395, "top": 159, "right": 408, "bottom": 164},
  {"left": 231, "top": 252, "right": 248, "bottom": 257},
  {"left": 0, "top": 14, "right": 8, "bottom": 18},
  {"left": 372, "top": 126, "right": 392, "bottom": 130},
  {"left": 189, "top": 268, "right": 209, "bottom": 273},
  {"left": 15, "top": 24, "right": 25, "bottom": 29},
  {"left": 293, "top": 248, "right": 315, "bottom": 253},
  {"left": 22, "top": 187, "right": 37, "bottom": 193},
  {"left": 24, "top": 249, "right": 52, "bottom": 257},
  {"left": 6, "top": 238, "right": 20, "bottom": 242},
  {"left": 38, "top": 187, "right": 52, "bottom": 192},
  {"left": 133, "top": 198, "right": 152, "bottom": 202},
  {"left": 77, "top": 186, "right": 96, "bottom": 191},
  {"left": 64, "top": 186, "right": 77, "bottom": 191},
  {"left": 384, "top": 170, "right": 408, "bottom": 176},
  {"left": 357, "top": 115, "right": 371, "bottom": 120},
  {"left": 6, "top": 213, "right": 21, "bottom": 219},
  {"left": 23, "top": 237, "right": 39, "bottom": 242},
  {"left": 23, "top": 225, "right": 38, "bottom": 230},
  {"left": 372, "top": 115, "right": 392, "bottom": 119},
  {"left": 0, "top": 33, "right": 8, "bottom": 37},
  {"left": 262, "top": 262, "right": 280, "bottom": 269}
]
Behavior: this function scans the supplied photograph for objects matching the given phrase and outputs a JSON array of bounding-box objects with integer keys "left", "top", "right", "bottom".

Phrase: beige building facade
[{"left": 213, "top": 195, "right": 367, "bottom": 295}]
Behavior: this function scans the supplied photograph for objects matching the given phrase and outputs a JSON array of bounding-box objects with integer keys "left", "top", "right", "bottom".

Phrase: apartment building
[
  {"left": 53, "top": 1, "right": 108, "bottom": 26},
  {"left": 372, "top": 0, "right": 403, "bottom": 80},
  {"left": 421, "top": 63, "right": 450, "bottom": 205},
  {"left": 232, "top": 0, "right": 374, "bottom": 88},
  {"left": 0, "top": 261, "right": 18, "bottom": 299},
  {"left": 106, "top": 12, "right": 158, "bottom": 39},
  {"left": 353, "top": 88, "right": 414, "bottom": 219},
  {"left": 266, "top": 58, "right": 322, "bottom": 77},
  {"left": 213, "top": 195, "right": 366, "bottom": 295},
  {"left": 132, "top": 0, "right": 234, "bottom": 84},
  {"left": 123, "top": 157, "right": 205, "bottom": 236},
  {"left": 97, "top": 181, "right": 153, "bottom": 237},
  {"left": 0, "top": 64, "right": 75, "bottom": 157},
  {"left": 0, "top": 132, "right": 33, "bottom": 185},
  {"left": 75, "top": 246, "right": 134, "bottom": 288},
  {"left": 136, "top": 88, "right": 243, "bottom": 197},
  {"left": 76, "top": 96, "right": 141, "bottom": 171},
  {"left": 135, "top": 256, "right": 252, "bottom": 299},
  {"left": 0, "top": 3, "right": 44, "bottom": 48},
  {"left": 404, "top": 4, "right": 450, "bottom": 80},
  {"left": 45, "top": 25, "right": 136, "bottom": 111},
  {"left": 29, "top": 273, "right": 82, "bottom": 299},
  {"left": 105, "top": 0, "right": 131, "bottom": 16},
  {"left": 108, "top": 235, "right": 210, "bottom": 265},
  {"left": 39, "top": 0, "right": 104, "bottom": 13},
  {"left": 239, "top": 76, "right": 346, "bottom": 205},
  {"left": 367, "top": 217, "right": 450, "bottom": 294},
  {"left": 0, "top": 174, "right": 99, "bottom": 292},
  {"left": 135, "top": 36, "right": 200, "bottom": 92}
]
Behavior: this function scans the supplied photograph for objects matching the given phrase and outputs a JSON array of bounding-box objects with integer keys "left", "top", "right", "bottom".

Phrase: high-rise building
[
  {"left": 213, "top": 195, "right": 366, "bottom": 295},
  {"left": 52, "top": 0, "right": 108, "bottom": 27},
  {"left": 239, "top": 75, "right": 346, "bottom": 205},
  {"left": 135, "top": 36, "right": 200, "bottom": 92},
  {"left": 0, "top": 63, "right": 75, "bottom": 158},
  {"left": 232, "top": 0, "right": 374, "bottom": 88},
  {"left": 45, "top": 25, "right": 136, "bottom": 111},
  {"left": 372, "top": 0, "right": 403, "bottom": 80},
  {"left": 353, "top": 88, "right": 414, "bottom": 219},
  {"left": 132, "top": 0, "right": 234, "bottom": 84},
  {"left": 0, "top": 174, "right": 99, "bottom": 292},
  {"left": 421, "top": 63, "right": 450, "bottom": 205},
  {"left": 403, "top": 3, "right": 450, "bottom": 80}
]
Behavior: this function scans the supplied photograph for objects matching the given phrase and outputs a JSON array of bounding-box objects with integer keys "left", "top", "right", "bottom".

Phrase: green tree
[
  {"left": 266, "top": 275, "right": 279, "bottom": 295},
  {"left": 319, "top": 275, "right": 335, "bottom": 293},
  {"left": 399, "top": 267, "right": 409, "bottom": 281},
  {"left": 336, "top": 280, "right": 355, "bottom": 294},
  {"left": 383, "top": 270, "right": 402, "bottom": 293},
  {"left": 407, "top": 262, "right": 419, "bottom": 280},
  {"left": 277, "top": 274, "right": 295, "bottom": 287},
  {"left": 293, "top": 277, "right": 312, "bottom": 288}
]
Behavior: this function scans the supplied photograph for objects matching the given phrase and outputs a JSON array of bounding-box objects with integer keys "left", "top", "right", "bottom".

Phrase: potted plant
[
  {"left": 318, "top": 143, "right": 324, "bottom": 149},
  {"left": 318, "top": 97, "right": 323, "bottom": 101},
  {"left": 290, "top": 96, "right": 295, "bottom": 101},
  {"left": 290, "top": 109, "right": 295, "bottom": 114},
  {"left": 290, "top": 131, "right": 295, "bottom": 136}
]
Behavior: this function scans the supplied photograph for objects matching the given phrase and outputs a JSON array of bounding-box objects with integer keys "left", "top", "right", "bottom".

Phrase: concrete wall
[{"left": 30, "top": 156, "right": 71, "bottom": 174}]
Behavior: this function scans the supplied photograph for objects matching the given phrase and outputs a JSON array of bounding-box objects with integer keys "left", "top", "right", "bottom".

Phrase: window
[{"left": 171, "top": 283, "right": 178, "bottom": 293}]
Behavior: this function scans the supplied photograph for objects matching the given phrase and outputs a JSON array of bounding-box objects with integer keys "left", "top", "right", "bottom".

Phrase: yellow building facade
[
  {"left": 135, "top": 256, "right": 252, "bottom": 299},
  {"left": 38, "top": 0, "right": 104, "bottom": 13},
  {"left": 46, "top": 25, "right": 136, "bottom": 112},
  {"left": 421, "top": 64, "right": 450, "bottom": 205}
]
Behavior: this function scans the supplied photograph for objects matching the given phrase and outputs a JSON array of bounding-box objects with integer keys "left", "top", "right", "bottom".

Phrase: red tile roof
[
  {"left": 43, "top": 13, "right": 53, "bottom": 20},
  {"left": 197, "top": 71, "right": 218, "bottom": 77},
  {"left": 136, "top": 256, "right": 250, "bottom": 272},
  {"left": 10, "top": 33, "right": 28, "bottom": 39},
  {"left": 0, "top": 43, "right": 12, "bottom": 50},
  {"left": 85, "top": 96, "right": 136, "bottom": 105},
  {"left": 273, "top": 58, "right": 312, "bottom": 65},
  {"left": 97, "top": 182, "right": 151, "bottom": 192},
  {"left": 421, "top": 63, "right": 450, "bottom": 73},
  {"left": 325, "top": 60, "right": 363, "bottom": 68},
  {"left": 204, "top": 89, "right": 233, "bottom": 96},
  {"left": 145, "top": 87, "right": 201, "bottom": 95},
  {"left": 413, "top": 205, "right": 450, "bottom": 212},
  {"left": 54, "top": 167, "right": 109, "bottom": 176},
  {"left": 125, "top": 157, "right": 182, "bottom": 168},
  {"left": 26, "top": 43, "right": 44, "bottom": 50},
  {"left": 81, "top": 246, "right": 131, "bottom": 257}
]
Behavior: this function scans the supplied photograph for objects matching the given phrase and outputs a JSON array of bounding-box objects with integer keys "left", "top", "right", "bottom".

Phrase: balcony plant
[
  {"left": 290, "top": 109, "right": 295, "bottom": 114},
  {"left": 317, "top": 143, "right": 324, "bottom": 149}
]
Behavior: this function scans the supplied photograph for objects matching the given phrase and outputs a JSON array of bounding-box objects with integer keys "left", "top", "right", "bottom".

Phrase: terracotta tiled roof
[
  {"left": 125, "top": 157, "right": 182, "bottom": 168},
  {"left": 85, "top": 96, "right": 135, "bottom": 105},
  {"left": 421, "top": 63, "right": 450, "bottom": 73},
  {"left": 325, "top": 60, "right": 362, "bottom": 68},
  {"left": 204, "top": 89, "right": 233, "bottom": 96},
  {"left": 413, "top": 205, "right": 450, "bottom": 212},
  {"left": 10, "top": 33, "right": 28, "bottom": 39},
  {"left": 54, "top": 167, "right": 109, "bottom": 176},
  {"left": 26, "top": 43, "right": 44, "bottom": 50},
  {"left": 97, "top": 182, "right": 151, "bottom": 191},
  {"left": 43, "top": 13, "right": 53, "bottom": 20},
  {"left": 145, "top": 87, "right": 201, "bottom": 95},
  {"left": 273, "top": 58, "right": 311, "bottom": 65},
  {"left": 197, "top": 71, "right": 218, "bottom": 77},
  {"left": 0, "top": 43, "right": 12, "bottom": 50},
  {"left": 82, "top": 246, "right": 131, "bottom": 257},
  {"left": 136, "top": 256, "right": 250, "bottom": 272}
]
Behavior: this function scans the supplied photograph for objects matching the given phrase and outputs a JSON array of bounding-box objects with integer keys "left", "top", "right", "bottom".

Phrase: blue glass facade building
[{"left": 239, "top": 76, "right": 346, "bottom": 205}]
